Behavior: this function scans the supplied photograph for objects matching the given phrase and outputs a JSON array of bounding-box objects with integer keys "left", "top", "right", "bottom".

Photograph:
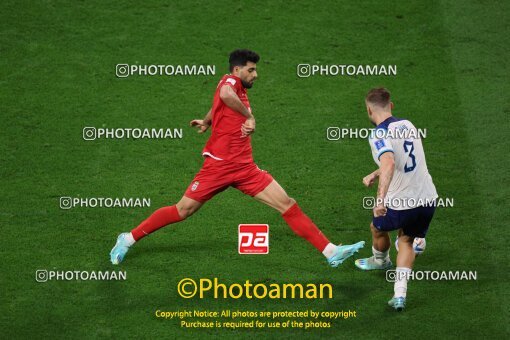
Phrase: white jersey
[{"left": 369, "top": 116, "right": 437, "bottom": 210}]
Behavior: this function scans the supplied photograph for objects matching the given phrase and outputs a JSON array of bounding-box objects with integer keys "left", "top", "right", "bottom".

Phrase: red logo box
[{"left": 238, "top": 224, "right": 269, "bottom": 254}]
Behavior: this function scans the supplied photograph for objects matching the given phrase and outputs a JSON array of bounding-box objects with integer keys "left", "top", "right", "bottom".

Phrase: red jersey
[{"left": 202, "top": 74, "right": 253, "bottom": 163}]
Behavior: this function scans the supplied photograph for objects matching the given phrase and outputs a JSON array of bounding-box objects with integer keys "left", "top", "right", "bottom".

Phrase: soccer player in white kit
[{"left": 355, "top": 88, "right": 438, "bottom": 311}]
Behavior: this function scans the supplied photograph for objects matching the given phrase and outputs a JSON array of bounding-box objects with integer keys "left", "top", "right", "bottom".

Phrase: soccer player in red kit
[{"left": 110, "top": 49, "right": 364, "bottom": 266}]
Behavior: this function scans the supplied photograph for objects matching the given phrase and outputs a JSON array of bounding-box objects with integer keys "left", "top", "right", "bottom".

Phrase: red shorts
[{"left": 184, "top": 157, "right": 273, "bottom": 203}]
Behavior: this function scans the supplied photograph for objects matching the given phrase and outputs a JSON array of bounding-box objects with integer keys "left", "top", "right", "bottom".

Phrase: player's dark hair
[
  {"left": 366, "top": 87, "right": 391, "bottom": 108},
  {"left": 229, "top": 49, "right": 260, "bottom": 72}
]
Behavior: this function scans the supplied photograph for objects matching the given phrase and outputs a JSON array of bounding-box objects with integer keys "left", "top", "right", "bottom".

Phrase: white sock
[
  {"left": 124, "top": 232, "right": 136, "bottom": 247},
  {"left": 394, "top": 267, "right": 412, "bottom": 298},
  {"left": 322, "top": 243, "right": 337, "bottom": 258},
  {"left": 372, "top": 246, "right": 390, "bottom": 264}
]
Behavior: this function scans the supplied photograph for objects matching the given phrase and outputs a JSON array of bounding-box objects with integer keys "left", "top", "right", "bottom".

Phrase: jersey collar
[{"left": 377, "top": 116, "right": 400, "bottom": 130}]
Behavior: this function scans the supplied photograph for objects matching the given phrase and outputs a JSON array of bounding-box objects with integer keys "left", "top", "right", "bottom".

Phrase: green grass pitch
[{"left": 1, "top": 0, "right": 508, "bottom": 338}]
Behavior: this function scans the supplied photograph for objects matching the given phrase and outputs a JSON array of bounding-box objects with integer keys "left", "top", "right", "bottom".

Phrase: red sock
[
  {"left": 282, "top": 203, "right": 330, "bottom": 252},
  {"left": 131, "top": 205, "right": 184, "bottom": 241}
]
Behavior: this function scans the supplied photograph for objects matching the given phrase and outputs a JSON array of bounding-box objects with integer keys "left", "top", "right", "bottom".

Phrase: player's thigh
[
  {"left": 254, "top": 179, "right": 295, "bottom": 213},
  {"left": 183, "top": 157, "right": 233, "bottom": 206},
  {"left": 401, "top": 205, "right": 436, "bottom": 238},
  {"left": 372, "top": 209, "right": 400, "bottom": 233}
]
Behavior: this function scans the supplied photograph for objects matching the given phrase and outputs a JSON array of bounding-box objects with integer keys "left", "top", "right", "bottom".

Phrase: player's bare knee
[
  {"left": 176, "top": 203, "right": 195, "bottom": 219},
  {"left": 176, "top": 196, "right": 203, "bottom": 219},
  {"left": 370, "top": 223, "right": 387, "bottom": 236},
  {"left": 370, "top": 223, "right": 379, "bottom": 233},
  {"left": 282, "top": 197, "right": 296, "bottom": 212},
  {"left": 178, "top": 208, "right": 190, "bottom": 219}
]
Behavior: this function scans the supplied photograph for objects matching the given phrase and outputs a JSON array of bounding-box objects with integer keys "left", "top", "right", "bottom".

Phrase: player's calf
[
  {"left": 370, "top": 223, "right": 390, "bottom": 252},
  {"left": 110, "top": 197, "right": 202, "bottom": 264},
  {"left": 255, "top": 180, "right": 365, "bottom": 265},
  {"left": 110, "top": 205, "right": 183, "bottom": 265}
]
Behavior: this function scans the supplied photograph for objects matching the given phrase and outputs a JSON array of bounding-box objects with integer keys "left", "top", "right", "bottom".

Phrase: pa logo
[{"left": 238, "top": 224, "right": 269, "bottom": 254}]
